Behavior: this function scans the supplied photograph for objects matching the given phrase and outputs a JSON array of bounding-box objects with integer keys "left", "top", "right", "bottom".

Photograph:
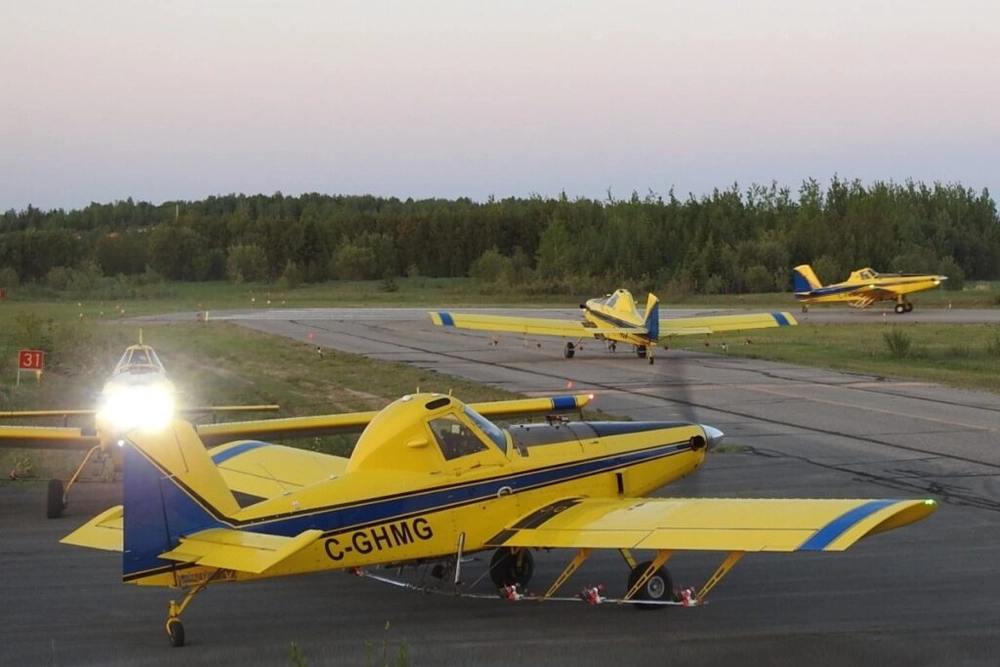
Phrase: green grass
[{"left": 669, "top": 321, "right": 1000, "bottom": 392}]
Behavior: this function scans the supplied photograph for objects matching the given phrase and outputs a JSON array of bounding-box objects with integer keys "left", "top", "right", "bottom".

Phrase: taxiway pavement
[{"left": 3, "top": 306, "right": 999, "bottom": 666}]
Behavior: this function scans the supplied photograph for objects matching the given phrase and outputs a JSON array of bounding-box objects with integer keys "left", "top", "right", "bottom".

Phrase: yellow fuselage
[{"left": 138, "top": 421, "right": 705, "bottom": 588}]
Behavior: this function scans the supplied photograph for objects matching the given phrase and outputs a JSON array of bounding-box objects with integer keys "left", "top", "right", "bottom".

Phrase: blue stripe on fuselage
[
  {"left": 797, "top": 499, "right": 896, "bottom": 551},
  {"left": 585, "top": 308, "right": 648, "bottom": 339},
  {"left": 242, "top": 441, "right": 691, "bottom": 538}
]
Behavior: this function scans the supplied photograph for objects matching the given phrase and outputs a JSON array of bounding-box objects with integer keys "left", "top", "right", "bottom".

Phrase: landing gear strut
[{"left": 164, "top": 569, "right": 226, "bottom": 647}]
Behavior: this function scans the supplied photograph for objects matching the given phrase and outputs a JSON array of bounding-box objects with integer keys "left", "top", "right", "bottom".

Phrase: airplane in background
[
  {"left": 793, "top": 265, "right": 947, "bottom": 314},
  {"left": 430, "top": 289, "right": 798, "bottom": 364},
  {"left": 63, "top": 391, "right": 935, "bottom": 647},
  {"left": 0, "top": 341, "right": 279, "bottom": 518}
]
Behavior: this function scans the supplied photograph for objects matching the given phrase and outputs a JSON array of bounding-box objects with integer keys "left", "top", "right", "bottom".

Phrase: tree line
[{"left": 1, "top": 178, "right": 996, "bottom": 295}]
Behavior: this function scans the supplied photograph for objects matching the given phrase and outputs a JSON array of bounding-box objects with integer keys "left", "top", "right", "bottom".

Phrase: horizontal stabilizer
[
  {"left": 159, "top": 527, "right": 323, "bottom": 574},
  {"left": 487, "top": 496, "right": 936, "bottom": 552},
  {"left": 61, "top": 505, "right": 124, "bottom": 552}
]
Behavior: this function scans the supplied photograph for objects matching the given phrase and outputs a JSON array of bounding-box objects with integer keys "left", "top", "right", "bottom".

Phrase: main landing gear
[
  {"left": 894, "top": 300, "right": 914, "bottom": 314},
  {"left": 47, "top": 444, "right": 115, "bottom": 518},
  {"left": 489, "top": 547, "right": 535, "bottom": 588},
  {"left": 563, "top": 342, "right": 575, "bottom": 359},
  {"left": 634, "top": 345, "right": 654, "bottom": 364}
]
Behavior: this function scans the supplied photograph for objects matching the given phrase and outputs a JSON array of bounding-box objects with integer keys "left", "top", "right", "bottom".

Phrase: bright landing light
[{"left": 97, "top": 385, "right": 176, "bottom": 435}]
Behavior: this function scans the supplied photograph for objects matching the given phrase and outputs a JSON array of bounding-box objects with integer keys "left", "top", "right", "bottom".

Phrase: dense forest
[{"left": 1, "top": 178, "right": 997, "bottom": 296}]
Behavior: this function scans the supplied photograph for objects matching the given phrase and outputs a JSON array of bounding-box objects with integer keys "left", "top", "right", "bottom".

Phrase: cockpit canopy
[
  {"left": 593, "top": 289, "right": 638, "bottom": 316},
  {"left": 111, "top": 345, "right": 166, "bottom": 377},
  {"left": 345, "top": 394, "right": 509, "bottom": 473}
]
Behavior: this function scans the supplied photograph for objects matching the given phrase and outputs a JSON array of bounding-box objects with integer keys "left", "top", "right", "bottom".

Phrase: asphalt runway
[{"left": 4, "top": 306, "right": 1000, "bottom": 666}]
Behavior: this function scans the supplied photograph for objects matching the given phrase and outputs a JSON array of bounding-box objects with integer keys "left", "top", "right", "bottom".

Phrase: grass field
[{"left": 2, "top": 278, "right": 998, "bottom": 477}]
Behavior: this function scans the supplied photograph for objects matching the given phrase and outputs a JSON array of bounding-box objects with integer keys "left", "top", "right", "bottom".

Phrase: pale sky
[{"left": 2, "top": 0, "right": 998, "bottom": 212}]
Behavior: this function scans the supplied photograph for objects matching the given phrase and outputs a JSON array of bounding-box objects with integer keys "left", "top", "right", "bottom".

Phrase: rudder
[
  {"left": 642, "top": 293, "right": 660, "bottom": 342},
  {"left": 793, "top": 265, "right": 823, "bottom": 293},
  {"left": 122, "top": 420, "right": 239, "bottom": 581}
]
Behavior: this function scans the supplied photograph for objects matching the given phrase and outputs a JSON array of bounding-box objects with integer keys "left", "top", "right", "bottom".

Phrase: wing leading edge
[{"left": 486, "top": 496, "right": 936, "bottom": 552}]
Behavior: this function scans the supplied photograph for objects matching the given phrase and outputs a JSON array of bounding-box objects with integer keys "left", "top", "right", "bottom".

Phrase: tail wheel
[
  {"left": 563, "top": 342, "right": 575, "bottom": 359},
  {"left": 166, "top": 619, "right": 185, "bottom": 647},
  {"left": 46, "top": 479, "right": 65, "bottom": 519},
  {"left": 627, "top": 560, "right": 673, "bottom": 611},
  {"left": 489, "top": 547, "right": 535, "bottom": 588}
]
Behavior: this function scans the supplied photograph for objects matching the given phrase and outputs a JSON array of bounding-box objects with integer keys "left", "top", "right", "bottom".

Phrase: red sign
[{"left": 18, "top": 349, "right": 44, "bottom": 371}]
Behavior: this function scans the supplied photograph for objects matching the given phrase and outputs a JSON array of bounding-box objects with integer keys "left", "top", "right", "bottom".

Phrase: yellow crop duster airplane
[
  {"left": 0, "top": 341, "right": 278, "bottom": 519},
  {"left": 63, "top": 391, "right": 935, "bottom": 647},
  {"left": 430, "top": 289, "right": 798, "bottom": 364},
  {"left": 793, "top": 265, "right": 947, "bottom": 313}
]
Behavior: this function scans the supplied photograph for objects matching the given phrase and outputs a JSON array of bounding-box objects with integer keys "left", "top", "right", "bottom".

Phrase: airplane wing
[
  {"left": 195, "top": 394, "right": 591, "bottom": 447},
  {"left": 486, "top": 496, "right": 935, "bottom": 552},
  {"left": 430, "top": 312, "right": 637, "bottom": 338},
  {"left": 0, "top": 424, "right": 98, "bottom": 450},
  {"left": 209, "top": 442, "right": 352, "bottom": 502},
  {"left": 0, "top": 409, "right": 95, "bottom": 419},
  {"left": 659, "top": 312, "right": 797, "bottom": 337}
]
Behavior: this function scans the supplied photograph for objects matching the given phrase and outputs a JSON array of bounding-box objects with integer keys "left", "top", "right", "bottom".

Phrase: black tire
[
  {"left": 489, "top": 547, "right": 535, "bottom": 588},
  {"left": 904, "top": 302, "right": 913, "bottom": 313},
  {"left": 895, "top": 303, "right": 906, "bottom": 314},
  {"left": 563, "top": 342, "right": 575, "bottom": 359},
  {"left": 167, "top": 619, "right": 185, "bottom": 647},
  {"left": 46, "top": 479, "right": 65, "bottom": 519},
  {"left": 627, "top": 561, "right": 673, "bottom": 611},
  {"left": 635, "top": 345, "right": 647, "bottom": 359},
  {"left": 648, "top": 356, "right": 655, "bottom": 365}
]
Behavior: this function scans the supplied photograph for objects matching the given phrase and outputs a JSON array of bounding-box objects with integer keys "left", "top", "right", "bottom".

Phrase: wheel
[
  {"left": 489, "top": 547, "right": 535, "bottom": 588},
  {"left": 166, "top": 618, "right": 185, "bottom": 647},
  {"left": 563, "top": 342, "right": 575, "bottom": 359},
  {"left": 648, "top": 356, "right": 654, "bottom": 365},
  {"left": 46, "top": 479, "right": 65, "bottom": 519},
  {"left": 627, "top": 561, "right": 673, "bottom": 611},
  {"left": 801, "top": 305, "right": 809, "bottom": 313},
  {"left": 904, "top": 302, "right": 913, "bottom": 313},
  {"left": 635, "top": 345, "right": 647, "bottom": 359},
  {"left": 895, "top": 303, "right": 906, "bottom": 314}
]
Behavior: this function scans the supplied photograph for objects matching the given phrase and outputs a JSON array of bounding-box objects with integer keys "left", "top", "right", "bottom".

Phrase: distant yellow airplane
[
  {"left": 63, "top": 392, "right": 934, "bottom": 647},
  {"left": 0, "top": 342, "right": 278, "bottom": 518},
  {"left": 430, "top": 289, "right": 798, "bottom": 364},
  {"left": 793, "top": 265, "right": 947, "bottom": 313}
]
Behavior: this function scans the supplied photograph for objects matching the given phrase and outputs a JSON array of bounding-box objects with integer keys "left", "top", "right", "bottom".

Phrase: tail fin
[
  {"left": 793, "top": 265, "right": 823, "bottom": 293},
  {"left": 642, "top": 293, "right": 660, "bottom": 342},
  {"left": 122, "top": 420, "right": 240, "bottom": 581}
]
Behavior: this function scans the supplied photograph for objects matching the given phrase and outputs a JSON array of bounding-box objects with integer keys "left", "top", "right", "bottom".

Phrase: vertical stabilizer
[
  {"left": 122, "top": 420, "right": 239, "bottom": 580},
  {"left": 793, "top": 265, "right": 823, "bottom": 293},
  {"left": 642, "top": 293, "right": 660, "bottom": 342}
]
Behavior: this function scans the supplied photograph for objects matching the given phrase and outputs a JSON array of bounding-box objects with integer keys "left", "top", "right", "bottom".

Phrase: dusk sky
[{"left": 2, "top": 0, "right": 998, "bottom": 212}]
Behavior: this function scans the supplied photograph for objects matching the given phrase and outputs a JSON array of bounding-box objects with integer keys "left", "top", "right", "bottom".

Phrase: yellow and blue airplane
[
  {"left": 63, "top": 391, "right": 935, "bottom": 647},
  {"left": 793, "top": 265, "right": 947, "bottom": 313},
  {"left": 430, "top": 289, "right": 798, "bottom": 364},
  {"left": 0, "top": 341, "right": 278, "bottom": 518}
]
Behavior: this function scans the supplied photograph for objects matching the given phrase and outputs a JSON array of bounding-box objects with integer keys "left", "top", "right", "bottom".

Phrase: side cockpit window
[{"left": 429, "top": 414, "right": 489, "bottom": 460}]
